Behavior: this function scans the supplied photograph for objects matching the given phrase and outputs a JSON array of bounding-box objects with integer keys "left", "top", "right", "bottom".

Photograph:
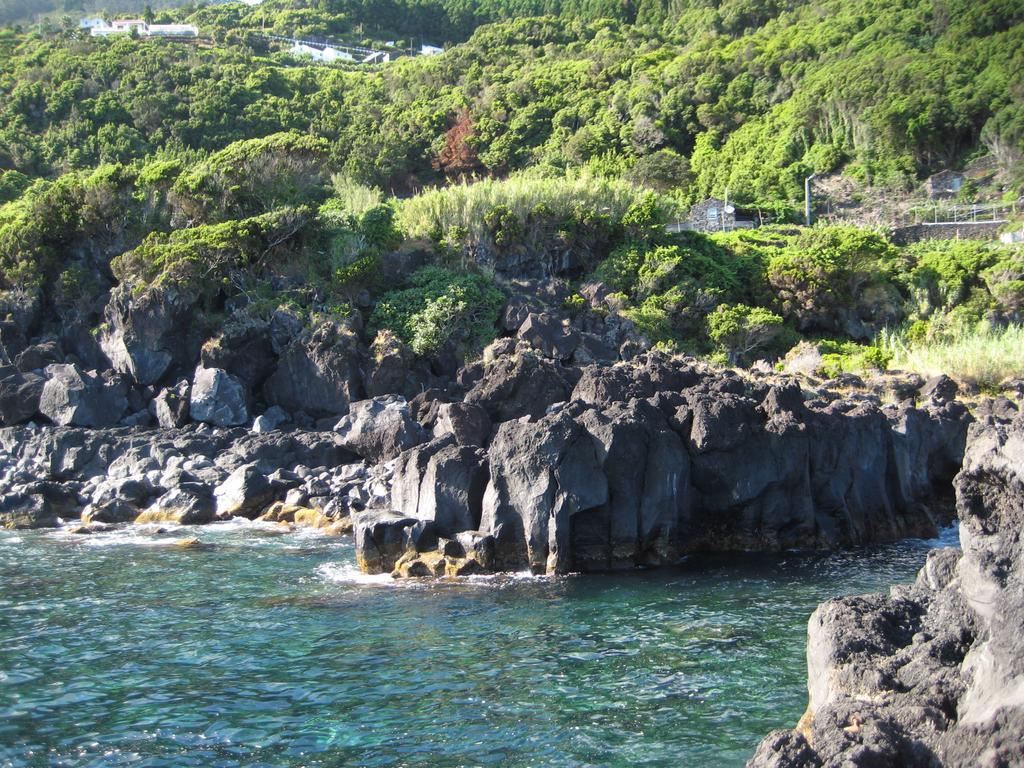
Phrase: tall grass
[
  {"left": 329, "top": 174, "right": 384, "bottom": 217},
  {"left": 396, "top": 172, "right": 660, "bottom": 242},
  {"left": 878, "top": 323, "right": 1024, "bottom": 391}
]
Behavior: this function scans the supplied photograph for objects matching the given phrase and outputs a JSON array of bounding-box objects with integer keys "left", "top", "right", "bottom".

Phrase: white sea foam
[
  {"left": 316, "top": 561, "right": 395, "bottom": 585},
  {"left": 315, "top": 561, "right": 550, "bottom": 588}
]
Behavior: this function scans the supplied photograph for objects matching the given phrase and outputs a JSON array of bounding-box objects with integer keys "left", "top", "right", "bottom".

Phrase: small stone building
[
  {"left": 686, "top": 198, "right": 756, "bottom": 233},
  {"left": 925, "top": 170, "right": 965, "bottom": 200}
]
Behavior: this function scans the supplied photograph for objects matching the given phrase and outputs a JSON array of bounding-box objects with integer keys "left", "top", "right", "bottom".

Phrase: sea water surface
[{"left": 0, "top": 521, "right": 958, "bottom": 767}]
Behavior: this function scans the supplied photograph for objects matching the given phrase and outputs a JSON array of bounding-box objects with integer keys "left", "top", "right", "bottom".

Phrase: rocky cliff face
[
  {"left": 355, "top": 350, "right": 973, "bottom": 577},
  {"left": 748, "top": 410, "right": 1024, "bottom": 768}
]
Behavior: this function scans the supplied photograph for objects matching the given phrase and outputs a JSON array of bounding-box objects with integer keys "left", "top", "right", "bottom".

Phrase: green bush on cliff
[
  {"left": 111, "top": 206, "right": 315, "bottom": 300},
  {"left": 766, "top": 226, "right": 901, "bottom": 332},
  {"left": 171, "top": 133, "right": 331, "bottom": 222},
  {"left": 707, "top": 303, "right": 786, "bottom": 365},
  {"left": 369, "top": 266, "right": 504, "bottom": 357},
  {"left": 899, "top": 241, "right": 1002, "bottom": 317}
]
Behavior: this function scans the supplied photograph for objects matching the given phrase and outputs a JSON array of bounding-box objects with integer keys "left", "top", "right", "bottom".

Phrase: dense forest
[{"left": 0, "top": 0, "right": 1022, "bottom": 387}]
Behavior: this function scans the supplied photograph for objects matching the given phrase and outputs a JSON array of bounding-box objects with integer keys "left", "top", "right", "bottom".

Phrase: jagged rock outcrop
[
  {"left": 101, "top": 284, "right": 200, "bottom": 386},
  {"left": 263, "top": 320, "right": 363, "bottom": 417},
  {"left": 390, "top": 437, "right": 488, "bottom": 536},
  {"left": 464, "top": 350, "right": 577, "bottom": 422},
  {"left": 357, "top": 353, "right": 972, "bottom": 577},
  {"left": 749, "top": 408, "right": 1024, "bottom": 768}
]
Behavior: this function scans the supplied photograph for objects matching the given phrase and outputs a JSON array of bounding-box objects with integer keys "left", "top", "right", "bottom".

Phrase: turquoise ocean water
[{"left": 0, "top": 521, "right": 957, "bottom": 767}]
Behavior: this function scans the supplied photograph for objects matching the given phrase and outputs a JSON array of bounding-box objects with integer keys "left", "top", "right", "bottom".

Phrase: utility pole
[{"left": 804, "top": 173, "right": 817, "bottom": 227}]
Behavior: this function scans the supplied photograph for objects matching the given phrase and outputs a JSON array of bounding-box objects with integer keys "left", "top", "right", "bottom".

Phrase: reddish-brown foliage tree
[{"left": 433, "top": 108, "right": 481, "bottom": 180}]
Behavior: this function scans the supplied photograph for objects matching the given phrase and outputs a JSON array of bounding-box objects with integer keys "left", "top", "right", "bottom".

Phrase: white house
[
  {"left": 290, "top": 43, "right": 355, "bottom": 63},
  {"left": 319, "top": 46, "right": 354, "bottom": 62},
  {"left": 90, "top": 20, "right": 199, "bottom": 37},
  {"left": 146, "top": 24, "right": 199, "bottom": 37},
  {"left": 419, "top": 43, "right": 444, "bottom": 56}
]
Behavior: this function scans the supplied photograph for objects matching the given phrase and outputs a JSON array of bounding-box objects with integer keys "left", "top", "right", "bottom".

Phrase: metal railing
[{"left": 900, "top": 201, "right": 1016, "bottom": 227}]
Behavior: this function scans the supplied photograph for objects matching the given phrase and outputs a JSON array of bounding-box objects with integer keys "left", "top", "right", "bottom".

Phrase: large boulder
[
  {"left": 517, "top": 312, "right": 580, "bottom": 360},
  {"left": 464, "top": 352, "right": 576, "bottom": 424},
  {"left": 135, "top": 483, "right": 216, "bottom": 525},
  {"left": 390, "top": 438, "right": 489, "bottom": 536},
  {"left": 213, "top": 462, "right": 280, "bottom": 519},
  {"left": 352, "top": 508, "right": 420, "bottom": 573},
  {"left": 334, "top": 396, "right": 427, "bottom": 463},
  {"left": 0, "top": 371, "right": 44, "bottom": 425},
  {"left": 264, "top": 320, "right": 363, "bottom": 417},
  {"left": 189, "top": 367, "right": 248, "bottom": 427},
  {"left": 152, "top": 380, "right": 190, "bottom": 429},
  {"left": 0, "top": 493, "right": 58, "bottom": 529},
  {"left": 433, "top": 402, "right": 491, "bottom": 447},
  {"left": 101, "top": 284, "right": 199, "bottom": 386},
  {"left": 38, "top": 364, "right": 128, "bottom": 427},
  {"left": 14, "top": 340, "right": 63, "bottom": 372}
]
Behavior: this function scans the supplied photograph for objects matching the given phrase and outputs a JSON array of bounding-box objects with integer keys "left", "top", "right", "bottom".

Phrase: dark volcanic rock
[
  {"left": 748, "top": 411, "right": 1024, "bottom": 768},
  {"left": 264, "top": 321, "right": 363, "bottom": 418},
  {"left": 152, "top": 381, "right": 191, "bottom": 429},
  {"left": 334, "top": 396, "right": 427, "bottom": 463},
  {"left": 39, "top": 364, "right": 128, "bottom": 427},
  {"left": 432, "top": 402, "right": 491, "bottom": 447},
  {"left": 0, "top": 492, "right": 57, "bottom": 529},
  {"left": 200, "top": 318, "right": 277, "bottom": 389},
  {"left": 353, "top": 508, "right": 419, "bottom": 573},
  {"left": 101, "top": 284, "right": 199, "bottom": 386},
  {"left": 390, "top": 438, "right": 489, "bottom": 537},
  {"left": 15, "top": 340, "right": 63, "bottom": 372},
  {"left": 0, "top": 371, "right": 44, "bottom": 425},
  {"left": 517, "top": 312, "right": 580, "bottom": 360},
  {"left": 464, "top": 352, "right": 576, "bottom": 423}
]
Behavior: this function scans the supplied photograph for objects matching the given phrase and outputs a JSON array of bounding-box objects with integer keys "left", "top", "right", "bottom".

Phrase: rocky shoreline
[
  {"left": 1, "top": 344, "right": 975, "bottom": 572},
  {"left": 749, "top": 410, "right": 1024, "bottom": 767},
  {"left": 2, "top": 321, "right": 1022, "bottom": 766}
]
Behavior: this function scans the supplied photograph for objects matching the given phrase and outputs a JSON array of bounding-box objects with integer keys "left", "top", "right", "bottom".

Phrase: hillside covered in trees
[{"left": 0, "top": 0, "right": 1022, "bottom": 389}]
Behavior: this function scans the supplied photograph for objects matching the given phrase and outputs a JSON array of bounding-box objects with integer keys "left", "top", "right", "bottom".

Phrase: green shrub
[
  {"left": 359, "top": 204, "right": 404, "bottom": 253},
  {"left": 172, "top": 132, "right": 330, "bottom": 221},
  {"left": 766, "top": 226, "right": 900, "bottom": 332},
  {"left": 484, "top": 204, "right": 522, "bottom": 247},
  {"left": 707, "top": 303, "right": 785, "bottom": 364},
  {"left": 901, "top": 240, "right": 1000, "bottom": 317},
  {"left": 982, "top": 252, "right": 1024, "bottom": 315},
  {"left": 369, "top": 266, "right": 505, "bottom": 357}
]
